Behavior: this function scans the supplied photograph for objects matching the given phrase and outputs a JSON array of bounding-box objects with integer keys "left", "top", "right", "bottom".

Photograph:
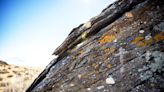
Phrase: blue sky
[{"left": 0, "top": 0, "right": 115, "bottom": 67}]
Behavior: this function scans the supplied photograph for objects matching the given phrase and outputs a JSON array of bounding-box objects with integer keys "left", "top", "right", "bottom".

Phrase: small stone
[
  {"left": 78, "top": 74, "right": 82, "bottom": 78},
  {"left": 113, "top": 39, "right": 117, "bottom": 42},
  {"left": 70, "top": 84, "right": 74, "bottom": 87},
  {"left": 106, "top": 76, "right": 115, "bottom": 84},
  {"left": 139, "top": 30, "right": 144, "bottom": 34},
  {"left": 97, "top": 86, "right": 104, "bottom": 89},
  {"left": 98, "top": 61, "right": 102, "bottom": 64},
  {"left": 145, "top": 35, "right": 152, "bottom": 40},
  {"left": 76, "top": 42, "right": 84, "bottom": 48},
  {"left": 87, "top": 88, "right": 91, "bottom": 91}
]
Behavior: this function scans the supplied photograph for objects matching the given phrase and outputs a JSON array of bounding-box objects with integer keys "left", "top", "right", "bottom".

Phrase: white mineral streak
[
  {"left": 115, "top": 47, "right": 128, "bottom": 73},
  {"left": 146, "top": 51, "right": 151, "bottom": 62}
]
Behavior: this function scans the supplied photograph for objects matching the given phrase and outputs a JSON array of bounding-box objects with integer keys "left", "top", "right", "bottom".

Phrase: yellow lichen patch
[
  {"left": 91, "top": 63, "right": 99, "bottom": 69},
  {"left": 78, "top": 49, "right": 84, "bottom": 55},
  {"left": 80, "top": 71, "right": 99, "bottom": 79},
  {"left": 131, "top": 36, "right": 153, "bottom": 47},
  {"left": 125, "top": 12, "right": 133, "bottom": 18},
  {"left": 138, "top": 38, "right": 153, "bottom": 47},
  {"left": 90, "top": 54, "right": 97, "bottom": 58},
  {"left": 154, "top": 32, "right": 164, "bottom": 42},
  {"left": 98, "top": 35, "right": 116, "bottom": 44},
  {"left": 71, "top": 55, "right": 76, "bottom": 59},
  {"left": 131, "top": 37, "right": 144, "bottom": 44},
  {"left": 81, "top": 31, "right": 88, "bottom": 40},
  {"left": 106, "top": 64, "right": 112, "bottom": 69},
  {"left": 104, "top": 47, "right": 116, "bottom": 54}
]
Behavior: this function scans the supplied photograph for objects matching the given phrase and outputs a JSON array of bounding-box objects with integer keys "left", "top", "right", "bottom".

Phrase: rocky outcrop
[
  {"left": 27, "top": 0, "right": 164, "bottom": 92},
  {"left": 0, "top": 60, "right": 8, "bottom": 65}
]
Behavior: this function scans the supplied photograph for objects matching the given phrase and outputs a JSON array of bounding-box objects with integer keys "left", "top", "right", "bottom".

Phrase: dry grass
[{"left": 0, "top": 63, "right": 43, "bottom": 92}]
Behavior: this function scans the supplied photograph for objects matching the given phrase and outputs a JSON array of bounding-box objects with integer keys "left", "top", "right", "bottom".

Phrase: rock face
[{"left": 27, "top": 0, "right": 164, "bottom": 92}]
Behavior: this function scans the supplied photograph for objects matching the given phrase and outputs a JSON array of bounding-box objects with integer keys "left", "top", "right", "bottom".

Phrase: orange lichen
[
  {"left": 154, "top": 32, "right": 164, "bottom": 42},
  {"left": 125, "top": 12, "right": 133, "bottom": 18},
  {"left": 131, "top": 32, "right": 164, "bottom": 47},
  {"left": 98, "top": 35, "right": 116, "bottom": 44},
  {"left": 131, "top": 36, "right": 153, "bottom": 47}
]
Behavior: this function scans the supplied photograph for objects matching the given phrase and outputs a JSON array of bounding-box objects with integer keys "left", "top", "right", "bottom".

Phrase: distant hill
[
  {"left": 0, "top": 60, "right": 43, "bottom": 92},
  {"left": 0, "top": 60, "right": 8, "bottom": 65}
]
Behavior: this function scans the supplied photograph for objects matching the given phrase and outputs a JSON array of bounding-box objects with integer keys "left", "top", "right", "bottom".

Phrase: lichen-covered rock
[{"left": 27, "top": 0, "right": 164, "bottom": 92}]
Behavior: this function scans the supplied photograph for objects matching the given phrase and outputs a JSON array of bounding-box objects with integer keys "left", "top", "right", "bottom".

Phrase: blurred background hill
[{"left": 0, "top": 60, "right": 43, "bottom": 92}]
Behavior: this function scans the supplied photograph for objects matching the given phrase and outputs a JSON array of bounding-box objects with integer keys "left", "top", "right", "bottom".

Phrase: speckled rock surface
[{"left": 27, "top": 0, "right": 164, "bottom": 92}]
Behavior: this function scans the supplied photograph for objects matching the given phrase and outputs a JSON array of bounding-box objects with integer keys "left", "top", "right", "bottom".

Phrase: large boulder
[{"left": 27, "top": 0, "right": 164, "bottom": 92}]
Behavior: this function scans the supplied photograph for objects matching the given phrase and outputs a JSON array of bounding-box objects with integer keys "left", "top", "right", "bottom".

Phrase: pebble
[
  {"left": 106, "top": 76, "right": 115, "bottom": 84},
  {"left": 113, "top": 39, "right": 117, "bottom": 43},
  {"left": 78, "top": 74, "right": 82, "bottom": 78},
  {"left": 145, "top": 35, "right": 152, "bottom": 40},
  {"left": 97, "top": 86, "right": 104, "bottom": 89},
  {"left": 87, "top": 88, "right": 91, "bottom": 91},
  {"left": 139, "top": 30, "right": 144, "bottom": 34},
  {"left": 70, "top": 84, "right": 74, "bottom": 87}
]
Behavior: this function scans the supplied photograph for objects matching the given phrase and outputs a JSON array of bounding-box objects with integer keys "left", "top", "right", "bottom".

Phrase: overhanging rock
[{"left": 27, "top": 0, "right": 164, "bottom": 92}]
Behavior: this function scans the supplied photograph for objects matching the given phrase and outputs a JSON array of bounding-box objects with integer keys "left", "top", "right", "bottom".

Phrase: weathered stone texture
[{"left": 27, "top": 0, "right": 164, "bottom": 92}]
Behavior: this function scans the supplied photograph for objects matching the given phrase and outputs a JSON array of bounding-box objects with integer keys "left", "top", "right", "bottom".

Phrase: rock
[
  {"left": 105, "top": 76, "right": 115, "bottom": 85},
  {"left": 0, "top": 60, "right": 8, "bottom": 65},
  {"left": 27, "top": 0, "right": 164, "bottom": 92}
]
